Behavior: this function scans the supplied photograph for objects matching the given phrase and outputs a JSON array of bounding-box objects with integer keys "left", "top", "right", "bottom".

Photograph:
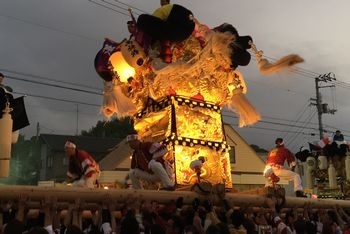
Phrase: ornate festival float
[
  {"left": 2, "top": 3, "right": 350, "bottom": 212},
  {"left": 94, "top": 4, "right": 304, "bottom": 191},
  {"left": 296, "top": 137, "right": 350, "bottom": 199}
]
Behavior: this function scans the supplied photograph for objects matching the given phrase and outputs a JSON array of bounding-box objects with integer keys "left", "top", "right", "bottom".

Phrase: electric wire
[
  {"left": 114, "top": 0, "right": 147, "bottom": 14},
  {"left": 6, "top": 75, "right": 102, "bottom": 95},
  {"left": 13, "top": 91, "right": 100, "bottom": 107},
  {"left": 0, "top": 13, "right": 98, "bottom": 42},
  {"left": 88, "top": 0, "right": 132, "bottom": 17},
  {"left": 281, "top": 100, "right": 311, "bottom": 140},
  {"left": 287, "top": 109, "right": 317, "bottom": 149},
  {"left": 1, "top": 69, "right": 101, "bottom": 92}
]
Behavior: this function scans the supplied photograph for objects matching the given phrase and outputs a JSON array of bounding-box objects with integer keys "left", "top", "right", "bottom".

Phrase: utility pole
[{"left": 310, "top": 73, "right": 337, "bottom": 139}]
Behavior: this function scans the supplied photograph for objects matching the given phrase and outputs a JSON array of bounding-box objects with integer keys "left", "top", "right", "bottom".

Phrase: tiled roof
[
  {"left": 40, "top": 134, "right": 122, "bottom": 154},
  {"left": 99, "top": 139, "right": 132, "bottom": 170}
]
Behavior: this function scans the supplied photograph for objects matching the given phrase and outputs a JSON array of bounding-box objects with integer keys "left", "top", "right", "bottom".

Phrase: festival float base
[{"left": 1, "top": 185, "right": 350, "bottom": 210}]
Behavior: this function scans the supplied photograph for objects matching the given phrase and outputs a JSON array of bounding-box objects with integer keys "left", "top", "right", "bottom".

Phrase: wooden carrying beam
[{"left": 0, "top": 185, "right": 349, "bottom": 209}]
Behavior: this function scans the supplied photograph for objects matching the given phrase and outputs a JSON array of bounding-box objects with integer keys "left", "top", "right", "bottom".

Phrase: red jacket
[
  {"left": 130, "top": 142, "right": 165, "bottom": 173},
  {"left": 68, "top": 150, "right": 100, "bottom": 179},
  {"left": 266, "top": 146, "right": 296, "bottom": 168}
]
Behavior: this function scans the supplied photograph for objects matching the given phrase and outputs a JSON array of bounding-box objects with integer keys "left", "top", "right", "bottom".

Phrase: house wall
[{"left": 224, "top": 125, "right": 266, "bottom": 174}]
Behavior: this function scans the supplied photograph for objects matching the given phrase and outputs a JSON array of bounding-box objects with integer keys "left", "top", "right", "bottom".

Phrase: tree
[
  {"left": 0, "top": 135, "right": 41, "bottom": 185},
  {"left": 250, "top": 144, "right": 268, "bottom": 153},
  {"left": 81, "top": 117, "right": 134, "bottom": 138}
]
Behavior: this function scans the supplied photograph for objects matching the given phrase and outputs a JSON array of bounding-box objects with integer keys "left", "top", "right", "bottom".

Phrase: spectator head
[
  {"left": 120, "top": 211, "right": 140, "bottom": 234},
  {"left": 231, "top": 209, "right": 245, "bottom": 229},
  {"left": 3, "top": 219, "right": 25, "bottom": 234},
  {"left": 64, "top": 140, "right": 77, "bottom": 156},
  {"left": 294, "top": 218, "right": 306, "bottom": 233},
  {"left": 183, "top": 225, "right": 199, "bottom": 234},
  {"left": 65, "top": 224, "right": 84, "bottom": 234},
  {"left": 28, "top": 226, "right": 49, "bottom": 234},
  {"left": 275, "top": 138, "right": 284, "bottom": 146},
  {"left": 126, "top": 133, "right": 140, "bottom": 149},
  {"left": 160, "top": 0, "right": 170, "bottom": 6},
  {"left": 205, "top": 224, "right": 221, "bottom": 234},
  {"left": 127, "top": 20, "right": 137, "bottom": 34}
]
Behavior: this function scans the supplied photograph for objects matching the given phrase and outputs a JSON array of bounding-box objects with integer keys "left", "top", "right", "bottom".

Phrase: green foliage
[
  {"left": 250, "top": 144, "right": 268, "bottom": 153},
  {"left": 0, "top": 135, "right": 41, "bottom": 185},
  {"left": 80, "top": 117, "right": 134, "bottom": 138}
]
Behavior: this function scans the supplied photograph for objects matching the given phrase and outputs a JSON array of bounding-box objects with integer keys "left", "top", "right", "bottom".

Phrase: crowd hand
[
  {"left": 1, "top": 200, "right": 13, "bottom": 212},
  {"left": 242, "top": 202, "right": 253, "bottom": 213},
  {"left": 90, "top": 208, "right": 99, "bottom": 226},
  {"left": 42, "top": 196, "right": 54, "bottom": 207},
  {"left": 140, "top": 199, "right": 152, "bottom": 212},
  {"left": 335, "top": 204, "right": 346, "bottom": 216},
  {"left": 132, "top": 200, "right": 142, "bottom": 226},
  {"left": 72, "top": 198, "right": 81, "bottom": 211},
  {"left": 40, "top": 196, "right": 53, "bottom": 214},
  {"left": 303, "top": 202, "right": 310, "bottom": 220},
  {"left": 102, "top": 194, "right": 112, "bottom": 209},
  {"left": 209, "top": 210, "right": 220, "bottom": 225},
  {"left": 15, "top": 193, "right": 29, "bottom": 221},
  {"left": 125, "top": 195, "right": 139, "bottom": 211},
  {"left": 265, "top": 196, "right": 277, "bottom": 213},
  {"left": 17, "top": 193, "right": 29, "bottom": 208},
  {"left": 150, "top": 200, "right": 160, "bottom": 214},
  {"left": 193, "top": 211, "right": 204, "bottom": 233},
  {"left": 66, "top": 176, "right": 74, "bottom": 183},
  {"left": 108, "top": 201, "right": 116, "bottom": 213},
  {"left": 51, "top": 197, "right": 61, "bottom": 214}
]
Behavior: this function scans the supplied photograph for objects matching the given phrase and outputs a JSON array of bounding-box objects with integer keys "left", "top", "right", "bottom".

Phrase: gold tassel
[{"left": 258, "top": 54, "right": 304, "bottom": 75}]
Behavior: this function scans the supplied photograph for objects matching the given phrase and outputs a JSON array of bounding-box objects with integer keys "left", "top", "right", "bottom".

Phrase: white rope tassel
[
  {"left": 101, "top": 80, "right": 137, "bottom": 119},
  {"left": 227, "top": 89, "right": 261, "bottom": 127}
]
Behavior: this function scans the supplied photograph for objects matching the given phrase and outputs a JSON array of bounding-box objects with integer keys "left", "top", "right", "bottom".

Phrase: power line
[
  {"left": 13, "top": 91, "right": 100, "bottom": 107},
  {"left": 1, "top": 69, "right": 101, "bottom": 92},
  {"left": 6, "top": 75, "right": 102, "bottom": 95},
  {"left": 88, "top": 0, "right": 131, "bottom": 17},
  {"left": 114, "top": 0, "right": 148, "bottom": 14},
  {"left": 222, "top": 113, "right": 319, "bottom": 133},
  {"left": 0, "top": 13, "right": 98, "bottom": 42}
]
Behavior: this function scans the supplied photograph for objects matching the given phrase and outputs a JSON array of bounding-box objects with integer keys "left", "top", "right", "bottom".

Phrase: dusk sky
[{"left": 1, "top": 0, "right": 350, "bottom": 152}]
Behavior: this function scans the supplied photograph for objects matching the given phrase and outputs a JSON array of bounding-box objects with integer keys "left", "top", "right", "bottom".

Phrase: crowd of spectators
[{"left": 1, "top": 193, "right": 350, "bottom": 234}]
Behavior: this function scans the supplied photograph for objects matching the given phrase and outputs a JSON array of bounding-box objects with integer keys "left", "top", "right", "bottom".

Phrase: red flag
[
  {"left": 308, "top": 142, "right": 321, "bottom": 152},
  {"left": 94, "top": 38, "right": 121, "bottom": 82}
]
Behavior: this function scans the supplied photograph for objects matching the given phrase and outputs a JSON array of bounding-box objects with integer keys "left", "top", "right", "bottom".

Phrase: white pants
[
  {"left": 264, "top": 165, "right": 303, "bottom": 192},
  {"left": 72, "top": 172, "right": 100, "bottom": 188},
  {"left": 129, "top": 160, "right": 174, "bottom": 189}
]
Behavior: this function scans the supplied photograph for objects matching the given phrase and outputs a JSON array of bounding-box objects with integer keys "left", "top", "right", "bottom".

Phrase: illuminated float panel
[{"left": 134, "top": 95, "right": 232, "bottom": 188}]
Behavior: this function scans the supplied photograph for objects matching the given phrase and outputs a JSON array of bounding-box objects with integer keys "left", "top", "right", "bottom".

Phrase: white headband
[
  {"left": 126, "top": 134, "right": 139, "bottom": 142},
  {"left": 64, "top": 141, "right": 76, "bottom": 149}
]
